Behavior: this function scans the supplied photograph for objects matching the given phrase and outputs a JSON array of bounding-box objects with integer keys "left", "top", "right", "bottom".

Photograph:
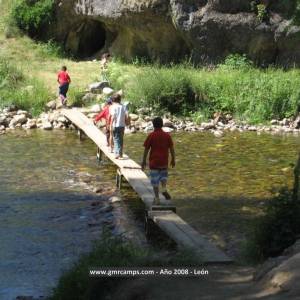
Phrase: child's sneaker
[
  {"left": 162, "top": 191, "right": 172, "bottom": 200},
  {"left": 153, "top": 197, "right": 160, "bottom": 205}
]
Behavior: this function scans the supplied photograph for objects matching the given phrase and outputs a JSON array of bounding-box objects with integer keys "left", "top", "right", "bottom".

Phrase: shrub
[
  {"left": 245, "top": 187, "right": 300, "bottom": 262},
  {"left": 11, "top": 0, "right": 55, "bottom": 36},
  {"left": 218, "top": 54, "right": 253, "bottom": 70},
  {"left": 0, "top": 58, "right": 52, "bottom": 115},
  {"left": 107, "top": 59, "right": 300, "bottom": 123},
  {"left": 49, "top": 232, "right": 199, "bottom": 300}
]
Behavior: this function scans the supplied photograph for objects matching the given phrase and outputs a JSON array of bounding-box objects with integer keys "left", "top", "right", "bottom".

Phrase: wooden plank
[
  {"left": 62, "top": 108, "right": 232, "bottom": 263},
  {"left": 148, "top": 211, "right": 232, "bottom": 263}
]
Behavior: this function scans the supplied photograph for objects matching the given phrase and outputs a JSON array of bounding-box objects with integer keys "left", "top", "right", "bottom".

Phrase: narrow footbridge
[{"left": 62, "top": 108, "right": 232, "bottom": 263}]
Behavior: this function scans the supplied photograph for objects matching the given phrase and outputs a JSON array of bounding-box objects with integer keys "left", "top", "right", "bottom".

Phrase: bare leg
[
  {"left": 153, "top": 186, "right": 160, "bottom": 205},
  {"left": 161, "top": 180, "right": 171, "bottom": 200}
]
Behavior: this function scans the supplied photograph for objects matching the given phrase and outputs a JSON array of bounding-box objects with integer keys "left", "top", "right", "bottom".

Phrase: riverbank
[{"left": 1, "top": 102, "right": 300, "bottom": 137}]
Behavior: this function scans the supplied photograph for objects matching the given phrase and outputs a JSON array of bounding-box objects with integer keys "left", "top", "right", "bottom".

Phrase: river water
[{"left": 0, "top": 129, "right": 299, "bottom": 299}]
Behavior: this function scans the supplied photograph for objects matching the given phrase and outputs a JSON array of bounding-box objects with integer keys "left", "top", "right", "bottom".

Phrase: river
[{"left": 0, "top": 129, "right": 299, "bottom": 299}]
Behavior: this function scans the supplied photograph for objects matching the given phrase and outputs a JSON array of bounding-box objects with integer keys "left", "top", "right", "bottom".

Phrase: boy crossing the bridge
[{"left": 142, "top": 117, "right": 176, "bottom": 205}]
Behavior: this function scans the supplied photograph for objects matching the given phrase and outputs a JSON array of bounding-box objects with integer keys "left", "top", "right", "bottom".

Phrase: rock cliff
[{"left": 48, "top": 0, "right": 300, "bottom": 66}]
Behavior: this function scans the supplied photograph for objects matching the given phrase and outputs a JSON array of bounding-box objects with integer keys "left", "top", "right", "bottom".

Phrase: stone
[
  {"left": 0, "top": 115, "right": 8, "bottom": 126},
  {"left": 293, "top": 115, "right": 300, "bottom": 129},
  {"left": 248, "top": 126, "right": 257, "bottom": 131},
  {"left": 163, "top": 118, "right": 174, "bottom": 128},
  {"left": 109, "top": 196, "right": 122, "bottom": 203},
  {"left": 102, "top": 87, "right": 114, "bottom": 95},
  {"left": 129, "top": 113, "right": 139, "bottom": 121},
  {"left": 89, "top": 81, "right": 109, "bottom": 92},
  {"left": 9, "top": 114, "right": 27, "bottom": 127},
  {"left": 201, "top": 122, "right": 216, "bottom": 130},
  {"left": 213, "top": 130, "right": 224, "bottom": 137},
  {"left": 162, "top": 126, "right": 174, "bottom": 133},
  {"left": 42, "top": 122, "right": 53, "bottom": 130},
  {"left": 82, "top": 93, "right": 97, "bottom": 102},
  {"left": 270, "top": 119, "right": 278, "bottom": 125},
  {"left": 46, "top": 100, "right": 57, "bottom": 110},
  {"left": 26, "top": 119, "right": 37, "bottom": 129},
  {"left": 90, "top": 104, "right": 102, "bottom": 113},
  {"left": 93, "top": 187, "right": 103, "bottom": 193},
  {"left": 17, "top": 110, "right": 29, "bottom": 116},
  {"left": 57, "top": 116, "right": 68, "bottom": 124}
]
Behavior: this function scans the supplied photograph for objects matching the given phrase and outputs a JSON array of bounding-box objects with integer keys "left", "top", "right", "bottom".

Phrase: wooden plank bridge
[{"left": 62, "top": 108, "right": 232, "bottom": 263}]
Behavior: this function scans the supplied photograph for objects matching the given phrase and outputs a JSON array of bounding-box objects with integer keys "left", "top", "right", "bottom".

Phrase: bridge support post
[
  {"left": 96, "top": 147, "right": 103, "bottom": 163},
  {"left": 77, "top": 129, "right": 84, "bottom": 140},
  {"left": 116, "top": 169, "right": 123, "bottom": 189}
]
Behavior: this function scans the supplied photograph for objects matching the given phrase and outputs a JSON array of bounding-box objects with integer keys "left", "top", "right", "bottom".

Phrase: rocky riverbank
[{"left": 1, "top": 101, "right": 300, "bottom": 138}]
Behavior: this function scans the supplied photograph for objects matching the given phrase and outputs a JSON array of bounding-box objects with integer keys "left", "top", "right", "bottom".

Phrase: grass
[
  {"left": 0, "top": 0, "right": 100, "bottom": 114},
  {"left": 107, "top": 60, "right": 300, "bottom": 124},
  {"left": 49, "top": 232, "right": 200, "bottom": 300},
  {"left": 1, "top": 0, "right": 300, "bottom": 121}
]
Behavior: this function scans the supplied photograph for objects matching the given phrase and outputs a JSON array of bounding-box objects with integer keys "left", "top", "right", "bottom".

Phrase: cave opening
[{"left": 77, "top": 20, "right": 106, "bottom": 58}]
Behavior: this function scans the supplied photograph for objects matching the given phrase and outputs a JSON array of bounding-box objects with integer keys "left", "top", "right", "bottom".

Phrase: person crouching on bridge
[
  {"left": 142, "top": 117, "right": 176, "bottom": 205},
  {"left": 94, "top": 97, "right": 113, "bottom": 150},
  {"left": 109, "top": 94, "right": 129, "bottom": 159},
  {"left": 57, "top": 66, "right": 71, "bottom": 105}
]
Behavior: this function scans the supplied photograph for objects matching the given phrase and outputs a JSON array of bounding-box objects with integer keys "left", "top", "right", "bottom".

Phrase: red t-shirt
[
  {"left": 94, "top": 105, "right": 111, "bottom": 126},
  {"left": 57, "top": 71, "right": 70, "bottom": 85},
  {"left": 144, "top": 128, "right": 173, "bottom": 169}
]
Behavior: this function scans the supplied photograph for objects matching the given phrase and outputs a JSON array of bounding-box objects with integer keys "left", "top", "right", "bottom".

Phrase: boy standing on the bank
[
  {"left": 109, "top": 94, "right": 129, "bottom": 159},
  {"left": 142, "top": 117, "right": 175, "bottom": 205},
  {"left": 57, "top": 66, "right": 71, "bottom": 105}
]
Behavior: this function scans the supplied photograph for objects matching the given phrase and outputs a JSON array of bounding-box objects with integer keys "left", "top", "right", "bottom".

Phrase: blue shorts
[{"left": 150, "top": 169, "right": 168, "bottom": 187}]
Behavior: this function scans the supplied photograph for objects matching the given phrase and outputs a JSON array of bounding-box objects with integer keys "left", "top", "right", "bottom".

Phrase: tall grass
[
  {"left": 108, "top": 59, "right": 300, "bottom": 123},
  {"left": 49, "top": 233, "right": 199, "bottom": 300},
  {"left": 0, "top": 58, "right": 53, "bottom": 115}
]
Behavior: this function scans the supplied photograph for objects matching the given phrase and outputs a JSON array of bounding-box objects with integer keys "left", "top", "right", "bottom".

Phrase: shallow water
[
  {"left": 123, "top": 131, "right": 300, "bottom": 254},
  {"left": 0, "top": 129, "right": 299, "bottom": 298},
  {"left": 0, "top": 130, "right": 117, "bottom": 300}
]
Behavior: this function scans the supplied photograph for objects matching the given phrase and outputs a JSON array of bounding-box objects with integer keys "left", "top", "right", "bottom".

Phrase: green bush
[
  {"left": 11, "top": 0, "right": 55, "bottom": 36},
  {"left": 0, "top": 58, "right": 52, "bottom": 115},
  {"left": 246, "top": 188, "right": 300, "bottom": 262},
  {"left": 107, "top": 59, "right": 300, "bottom": 123},
  {"left": 50, "top": 233, "right": 199, "bottom": 300}
]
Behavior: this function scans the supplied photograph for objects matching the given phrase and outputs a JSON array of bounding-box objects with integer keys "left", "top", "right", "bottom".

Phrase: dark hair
[
  {"left": 62, "top": 66, "right": 67, "bottom": 71},
  {"left": 152, "top": 117, "right": 163, "bottom": 129},
  {"left": 111, "top": 94, "right": 121, "bottom": 103}
]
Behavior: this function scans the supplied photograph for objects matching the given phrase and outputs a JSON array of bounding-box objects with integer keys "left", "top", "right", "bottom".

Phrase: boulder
[
  {"left": 102, "top": 87, "right": 114, "bottom": 95},
  {"left": 9, "top": 114, "right": 27, "bottom": 127},
  {"left": 46, "top": 100, "right": 57, "bottom": 110},
  {"left": 82, "top": 93, "right": 97, "bottom": 102},
  {"left": 293, "top": 115, "right": 300, "bottom": 129},
  {"left": 255, "top": 252, "right": 300, "bottom": 298},
  {"left": 26, "top": 119, "right": 37, "bottom": 129},
  {"left": 41, "top": 0, "right": 300, "bottom": 67},
  {"left": 89, "top": 81, "right": 109, "bottom": 92},
  {"left": 129, "top": 113, "right": 139, "bottom": 121},
  {"left": 42, "top": 122, "right": 53, "bottom": 130},
  {"left": 90, "top": 104, "right": 102, "bottom": 113},
  {"left": 0, "top": 115, "right": 8, "bottom": 126},
  {"left": 57, "top": 116, "right": 68, "bottom": 124},
  {"left": 163, "top": 118, "right": 174, "bottom": 128}
]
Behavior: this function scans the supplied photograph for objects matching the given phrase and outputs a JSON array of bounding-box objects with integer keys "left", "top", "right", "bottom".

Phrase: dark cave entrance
[{"left": 77, "top": 20, "right": 106, "bottom": 58}]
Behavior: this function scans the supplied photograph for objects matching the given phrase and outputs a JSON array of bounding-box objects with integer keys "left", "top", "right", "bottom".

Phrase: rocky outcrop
[{"left": 45, "top": 0, "right": 300, "bottom": 66}]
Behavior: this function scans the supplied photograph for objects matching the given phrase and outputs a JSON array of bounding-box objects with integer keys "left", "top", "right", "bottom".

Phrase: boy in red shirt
[
  {"left": 142, "top": 117, "right": 175, "bottom": 205},
  {"left": 94, "top": 97, "right": 113, "bottom": 150},
  {"left": 57, "top": 66, "right": 71, "bottom": 105}
]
